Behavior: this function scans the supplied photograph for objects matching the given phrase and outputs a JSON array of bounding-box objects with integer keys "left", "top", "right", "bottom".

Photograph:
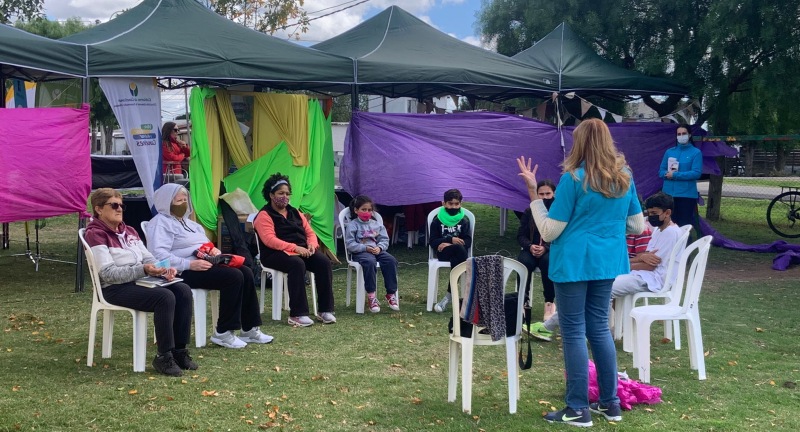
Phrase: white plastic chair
[
  {"left": 253, "top": 229, "right": 317, "bottom": 321},
  {"left": 618, "top": 224, "right": 693, "bottom": 352},
  {"left": 339, "top": 208, "right": 395, "bottom": 314},
  {"left": 426, "top": 207, "right": 476, "bottom": 311},
  {"left": 79, "top": 228, "right": 149, "bottom": 372},
  {"left": 447, "top": 257, "right": 527, "bottom": 414},
  {"left": 141, "top": 221, "right": 219, "bottom": 348},
  {"left": 630, "top": 235, "right": 712, "bottom": 383}
]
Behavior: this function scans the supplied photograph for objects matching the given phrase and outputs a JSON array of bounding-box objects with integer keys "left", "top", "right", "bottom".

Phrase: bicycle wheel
[{"left": 767, "top": 191, "right": 800, "bottom": 238}]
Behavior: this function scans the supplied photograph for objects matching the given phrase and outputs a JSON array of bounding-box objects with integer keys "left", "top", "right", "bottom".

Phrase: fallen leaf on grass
[
  {"left": 128, "top": 390, "right": 138, "bottom": 395},
  {"left": 166, "top": 396, "right": 174, "bottom": 401},
  {"left": 756, "top": 327, "right": 764, "bottom": 332},
  {"left": 407, "top": 323, "right": 415, "bottom": 328},
  {"left": 770, "top": 380, "right": 776, "bottom": 386},
  {"left": 367, "top": 420, "right": 377, "bottom": 425},
  {"left": 274, "top": 366, "right": 281, "bottom": 372},
  {"left": 330, "top": 400, "right": 338, "bottom": 405},
  {"left": 728, "top": 361, "right": 738, "bottom": 366},
  {"left": 680, "top": 414, "right": 690, "bottom": 420},
  {"left": 12, "top": 386, "right": 20, "bottom": 391},
  {"left": 311, "top": 374, "right": 329, "bottom": 381},
  {"left": 258, "top": 422, "right": 280, "bottom": 429},
  {"left": 537, "top": 400, "right": 550, "bottom": 406},
  {"left": 314, "top": 414, "right": 323, "bottom": 419},
  {"left": 202, "top": 390, "right": 218, "bottom": 397},
  {"left": 245, "top": 420, "right": 254, "bottom": 425},
  {"left": 411, "top": 397, "right": 422, "bottom": 405},
  {"left": 660, "top": 337, "right": 671, "bottom": 344}
]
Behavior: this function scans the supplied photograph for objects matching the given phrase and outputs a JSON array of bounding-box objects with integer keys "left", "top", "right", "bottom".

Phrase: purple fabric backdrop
[
  {"left": 698, "top": 219, "right": 800, "bottom": 270},
  {"left": 0, "top": 105, "right": 91, "bottom": 223},
  {"left": 341, "top": 112, "right": 736, "bottom": 211}
]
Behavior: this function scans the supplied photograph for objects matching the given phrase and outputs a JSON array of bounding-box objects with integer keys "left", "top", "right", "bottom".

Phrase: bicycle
[{"left": 767, "top": 186, "right": 800, "bottom": 238}]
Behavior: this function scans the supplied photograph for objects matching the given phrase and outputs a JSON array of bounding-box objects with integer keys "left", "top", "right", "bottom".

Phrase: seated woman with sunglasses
[
  {"left": 84, "top": 188, "right": 196, "bottom": 377},
  {"left": 145, "top": 183, "right": 273, "bottom": 350}
]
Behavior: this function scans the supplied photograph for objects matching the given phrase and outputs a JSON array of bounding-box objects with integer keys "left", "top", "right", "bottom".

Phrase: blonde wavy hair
[{"left": 562, "top": 118, "right": 631, "bottom": 198}]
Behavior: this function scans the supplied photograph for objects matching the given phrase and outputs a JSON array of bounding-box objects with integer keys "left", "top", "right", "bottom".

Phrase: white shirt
[{"left": 631, "top": 223, "right": 682, "bottom": 292}]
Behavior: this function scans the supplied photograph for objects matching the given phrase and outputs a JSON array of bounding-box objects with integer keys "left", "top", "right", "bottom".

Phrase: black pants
[
  {"left": 436, "top": 244, "right": 469, "bottom": 293},
  {"left": 672, "top": 197, "right": 698, "bottom": 229},
  {"left": 180, "top": 266, "right": 262, "bottom": 334},
  {"left": 103, "top": 281, "right": 192, "bottom": 355},
  {"left": 516, "top": 249, "right": 555, "bottom": 303},
  {"left": 260, "top": 250, "right": 335, "bottom": 317}
]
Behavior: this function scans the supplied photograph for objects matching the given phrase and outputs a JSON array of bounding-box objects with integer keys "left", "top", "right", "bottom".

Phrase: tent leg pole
[
  {"left": 75, "top": 215, "right": 86, "bottom": 293},
  {"left": 351, "top": 86, "right": 359, "bottom": 111}
]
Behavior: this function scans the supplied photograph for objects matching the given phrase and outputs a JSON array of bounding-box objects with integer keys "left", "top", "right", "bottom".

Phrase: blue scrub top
[{"left": 547, "top": 169, "right": 641, "bottom": 283}]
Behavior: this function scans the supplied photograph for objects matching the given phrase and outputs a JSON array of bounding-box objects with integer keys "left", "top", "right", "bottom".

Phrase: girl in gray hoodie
[{"left": 345, "top": 195, "right": 399, "bottom": 313}]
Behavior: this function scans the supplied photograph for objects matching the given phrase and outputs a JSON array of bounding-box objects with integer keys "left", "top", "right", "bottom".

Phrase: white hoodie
[{"left": 145, "top": 183, "right": 211, "bottom": 272}]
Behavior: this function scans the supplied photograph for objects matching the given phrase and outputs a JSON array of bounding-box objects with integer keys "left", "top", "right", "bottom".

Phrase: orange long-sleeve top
[{"left": 253, "top": 209, "right": 318, "bottom": 256}]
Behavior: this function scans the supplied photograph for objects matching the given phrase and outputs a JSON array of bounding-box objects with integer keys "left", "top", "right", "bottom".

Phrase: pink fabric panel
[{"left": 0, "top": 105, "right": 91, "bottom": 223}]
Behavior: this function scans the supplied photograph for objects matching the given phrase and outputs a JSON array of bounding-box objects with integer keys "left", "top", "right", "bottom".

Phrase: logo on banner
[
  {"left": 131, "top": 124, "right": 157, "bottom": 147},
  {"left": 129, "top": 83, "right": 138, "bottom": 97}
]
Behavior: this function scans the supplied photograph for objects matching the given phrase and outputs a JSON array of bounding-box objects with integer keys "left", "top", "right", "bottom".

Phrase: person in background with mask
[
  {"left": 659, "top": 124, "right": 702, "bottom": 229},
  {"left": 344, "top": 195, "right": 400, "bottom": 313},
  {"left": 146, "top": 184, "right": 273, "bottom": 349},
  {"left": 254, "top": 173, "right": 336, "bottom": 327},
  {"left": 516, "top": 180, "right": 557, "bottom": 333},
  {"left": 430, "top": 189, "right": 473, "bottom": 313}
]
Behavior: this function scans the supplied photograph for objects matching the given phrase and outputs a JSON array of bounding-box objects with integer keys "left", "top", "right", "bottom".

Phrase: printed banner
[{"left": 100, "top": 78, "right": 162, "bottom": 209}]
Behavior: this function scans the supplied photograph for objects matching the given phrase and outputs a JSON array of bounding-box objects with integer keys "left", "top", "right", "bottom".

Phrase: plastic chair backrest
[
  {"left": 78, "top": 228, "right": 111, "bottom": 306},
  {"left": 426, "top": 207, "right": 476, "bottom": 261},
  {"left": 140, "top": 221, "right": 150, "bottom": 246},
  {"left": 669, "top": 236, "right": 712, "bottom": 313},
  {"left": 448, "top": 257, "right": 528, "bottom": 339},
  {"left": 660, "top": 225, "right": 693, "bottom": 294}
]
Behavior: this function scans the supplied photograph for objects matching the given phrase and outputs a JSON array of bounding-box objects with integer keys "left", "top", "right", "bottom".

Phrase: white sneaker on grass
[
  {"left": 288, "top": 316, "right": 314, "bottom": 327},
  {"left": 318, "top": 312, "right": 337, "bottom": 324},
  {"left": 211, "top": 330, "right": 247, "bottom": 349},
  {"left": 434, "top": 293, "right": 451, "bottom": 313},
  {"left": 239, "top": 327, "right": 274, "bottom": 344}
]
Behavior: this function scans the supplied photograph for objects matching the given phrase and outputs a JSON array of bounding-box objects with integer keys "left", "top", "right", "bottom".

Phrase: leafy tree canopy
[
  {"left": 209, "top": 0, "right": 308, "bottom": 38},
  {"left": 477, "top": 0, "right": 800, "bottom": 134},
  {"left": 0, "top": 0, "right": 43, "bottom": 24}
]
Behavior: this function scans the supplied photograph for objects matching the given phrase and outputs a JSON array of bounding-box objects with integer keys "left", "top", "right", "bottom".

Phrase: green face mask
[{"left": 171, "top": 202, "right": 188, "bottom": 218}]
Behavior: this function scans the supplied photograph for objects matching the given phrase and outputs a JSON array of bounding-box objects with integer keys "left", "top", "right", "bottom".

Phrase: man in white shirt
[{"left": 527, "top": 192, "right": 684, "bottom": 341}]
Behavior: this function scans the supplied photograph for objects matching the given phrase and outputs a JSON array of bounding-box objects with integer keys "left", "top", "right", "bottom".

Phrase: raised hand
[{"left": 516, "top": 156, "right": 539, "bottom": 200}]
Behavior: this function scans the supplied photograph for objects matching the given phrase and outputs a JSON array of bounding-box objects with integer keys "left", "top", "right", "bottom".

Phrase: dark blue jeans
[
  {"left": 555, "top": 279, "right": 620, "bottom": 409},
  {"left": 351, "top": 251, "right": 398, "bottom": 294}
]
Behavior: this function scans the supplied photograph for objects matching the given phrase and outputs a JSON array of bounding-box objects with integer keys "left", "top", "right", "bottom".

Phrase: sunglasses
[
  {"left": 172, "top": 129, "right": 179, "bottom": 132},
  {"left": 103, "top": 202, "right": 127, "bottom": 211}
]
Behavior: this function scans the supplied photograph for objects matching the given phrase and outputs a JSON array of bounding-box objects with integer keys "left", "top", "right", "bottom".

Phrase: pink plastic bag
[{"left": 588, "top": 360, "right": 662, "bottom": 410}]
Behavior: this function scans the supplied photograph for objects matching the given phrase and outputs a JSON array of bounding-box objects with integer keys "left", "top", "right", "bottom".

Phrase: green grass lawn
[
  {"left": 723, "top": 178, "right": 800, "bottom": 188},
  {"left": 0, "top": 203, "right": 798, "bottom": 431}
]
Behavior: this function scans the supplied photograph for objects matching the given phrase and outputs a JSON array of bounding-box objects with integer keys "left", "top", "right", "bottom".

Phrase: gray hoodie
[
  {"left": 345, "top": 216, "right": 390, "bottom": 253},
  {"left": 145, "top": 183, "right": 210, "bottom": 272}
]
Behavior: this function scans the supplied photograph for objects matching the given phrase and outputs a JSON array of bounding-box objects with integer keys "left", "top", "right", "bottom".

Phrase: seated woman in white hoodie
[{"left": 146, "top": 183, "right": 272, "bottom": 349}]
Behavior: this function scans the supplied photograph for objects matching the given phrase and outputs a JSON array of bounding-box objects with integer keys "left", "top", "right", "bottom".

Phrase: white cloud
[{"left": 45, "top": 0, "right": 141, "bottom": 22}]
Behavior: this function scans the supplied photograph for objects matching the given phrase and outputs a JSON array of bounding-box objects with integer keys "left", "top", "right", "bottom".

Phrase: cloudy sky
[
  {"left": 43, "top": 0, "right": 486, "bottom": 117},
  {"left": 44, "top": 0, "right": 485, "bottom": 46}
]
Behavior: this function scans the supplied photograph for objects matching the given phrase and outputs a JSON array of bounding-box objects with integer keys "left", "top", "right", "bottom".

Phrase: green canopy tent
[
  {"left": 61, "top": 0, "right": 354, "bottom": 92},
  {"left": 312, "top": 6, "right": 558, "bottom": 101},
  {"left": 512, "top": 23, "right": 688, "bottom": 97},
  {"left": 0, "top": 23, "right": 86, "bottom": 83}
]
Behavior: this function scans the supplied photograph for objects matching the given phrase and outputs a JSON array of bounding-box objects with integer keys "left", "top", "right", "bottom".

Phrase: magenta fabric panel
[{"left": 0, "top": 105, "right": 91, "bottom": 223}]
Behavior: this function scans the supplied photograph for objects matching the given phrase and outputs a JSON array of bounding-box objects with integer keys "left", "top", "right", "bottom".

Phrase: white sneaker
[
  {"left": 239, "top": 327, "right": 274, "bottom": 344},
  {"left": 434, "top": 294, "right": 451, "bottom": 313},
  {"left": 319, "top": 312, "right": 337, "bottom": 324},
  {"left": 287, "top": 316, "right": 314, "bottom": 327},
  {"left": 210, "top": 330, "right": 247, "bottom": 349}
]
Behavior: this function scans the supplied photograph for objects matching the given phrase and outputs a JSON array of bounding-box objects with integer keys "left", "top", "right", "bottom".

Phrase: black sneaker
[
  {"left": 543, "top": 407, "right": 592, "bottom": 427},
  {"left": 589, "top": 402, "right": 622, "bottom": 421},
  {"left": 173, "top": 349, "right": 199, "bottom": 370},
  {"left": 152, "top": 352, "right": 183, "bottom": 377}
]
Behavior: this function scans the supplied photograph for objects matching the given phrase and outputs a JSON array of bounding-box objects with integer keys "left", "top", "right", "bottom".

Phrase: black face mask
[
  {"left": 648, "top": 214, "right": 664, "bottom": 227},
  {"left": 542, "top": 198, "right": 555, "bottom": 210},
  {"left": 445, "top": 207, "right": 461, "bottom": 216}
]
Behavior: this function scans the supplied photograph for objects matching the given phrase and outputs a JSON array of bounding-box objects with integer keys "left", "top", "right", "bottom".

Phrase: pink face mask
[
  {"left": 357, "top": 211, "right": 371, "bottom": 221},
  {"left": 273, "top": 196, "right": 290, "bottom": 207}
]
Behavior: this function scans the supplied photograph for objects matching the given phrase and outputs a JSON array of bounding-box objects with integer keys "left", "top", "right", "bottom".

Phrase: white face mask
[{"left": 677, "top": 135, "right": 690, "bottom": 145}]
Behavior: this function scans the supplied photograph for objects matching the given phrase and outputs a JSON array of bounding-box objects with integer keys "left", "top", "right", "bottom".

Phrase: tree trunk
[
  {"left": 705, "top": 95, "right": 730, "bottom": 221},
  {"left": 742, "top": 144, "right": 756, "bottom": 176},
  {"left": 775, "top": 142, "right": 787, "bottom": 174},
  {"left": 103, "top": 124, "right": 114, "bottom": 155}
]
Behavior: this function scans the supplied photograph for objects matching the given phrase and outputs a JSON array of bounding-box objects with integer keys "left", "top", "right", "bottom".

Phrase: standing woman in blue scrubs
[{"left": 517, "top": 118, "right": 645, "bottom": 427}]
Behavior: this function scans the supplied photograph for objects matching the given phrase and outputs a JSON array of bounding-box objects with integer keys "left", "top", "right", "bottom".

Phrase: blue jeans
[
  {"left": 352, "top": 251, "right": 398, "bottom": 294},
  {"left": 555, "top": 279, "right": 620, "bottom": 409}
]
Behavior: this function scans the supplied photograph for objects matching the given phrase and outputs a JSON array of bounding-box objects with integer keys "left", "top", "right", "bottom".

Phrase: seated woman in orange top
[
  {"left": 253, "top": 173, "right": 336, "bottom": 327},
  {"left": 161, "top": 121, "right": 190, "bottom": 175}
]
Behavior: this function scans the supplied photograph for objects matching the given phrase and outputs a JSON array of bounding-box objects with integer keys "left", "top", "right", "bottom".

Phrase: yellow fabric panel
[
  {"left": 204, "top": 97, "right": 225, "bottom": 227},
  {"left": 253, "top": 93, "right": 309, "bottom": 165},
  {"left": 214, "top": 89, "right": 252, "bottom": 168}
]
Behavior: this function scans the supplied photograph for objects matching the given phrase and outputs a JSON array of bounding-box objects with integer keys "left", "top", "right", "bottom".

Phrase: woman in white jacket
[{"left": 146, "top": 183, "right": 272, "bottom": 349}]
